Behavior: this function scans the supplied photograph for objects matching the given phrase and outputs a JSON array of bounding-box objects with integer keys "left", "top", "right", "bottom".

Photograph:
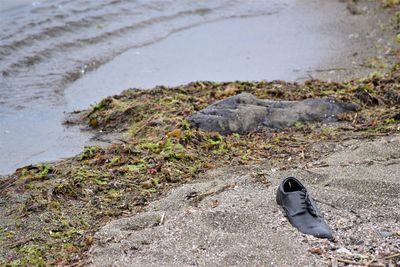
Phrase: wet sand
[
  {"left": 0, "top": 0, "right": 396, "bottom": 175},
  {"left": 0, "top": 0, "right": 36, "bottom": 12}
]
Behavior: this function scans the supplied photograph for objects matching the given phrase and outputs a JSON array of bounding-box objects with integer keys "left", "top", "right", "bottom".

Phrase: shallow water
[
  {"left": 0, "top": 0, "right": 366, "bottom": 174},
  {"left": 0, "top": 0, "right": 290, "bottom": 112},
  {"left": 65, "top": 11, "right": 334, "bottom": 111}
]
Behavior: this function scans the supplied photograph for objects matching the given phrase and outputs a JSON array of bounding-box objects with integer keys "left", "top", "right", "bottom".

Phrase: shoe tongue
[{"left": 285, "top": 191, "right": 307, "bottom": 216}]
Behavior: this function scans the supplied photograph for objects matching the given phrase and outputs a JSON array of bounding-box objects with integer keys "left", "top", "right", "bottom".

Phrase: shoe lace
[{"left": 293, "top": 189, "right": 319, "bottom": 217}]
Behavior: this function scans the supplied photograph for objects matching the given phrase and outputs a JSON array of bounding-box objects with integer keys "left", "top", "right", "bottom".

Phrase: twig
[
  {"left": 337, "top": 259, "right": 384, "bottom": 267},
  {"left": 313, "top": 67, "right": 347, "bottom": 73},
  {"left": 352, "top": 113, "right": 359, "bottom": 126},
  {"left": 337, "top": 258, "right": 364, "bottom": 265},
  {"left": 6, "top": 237, "right": 33, "bottom": 249},
  {"left": 314, "top": 198, "right": 338, "bottom": 209},
  {"left": 384, "top": 253, "right": 400, "bottom": 259},
  {"left": 0, "top": 177, "right": 17, "bottom": 191},
  {"left": 364, "top": 256, "right": 375, "bottom": 267},
  {"left": 159, "top": 213, "right": 165, "bottom": 225},
  {"left": 131, "top": 115, "right": 158, "bottom": 136},
  {"left": 116, "top": 138, "right": 128, "bottom": 144},
  {"left": 188, "top": 184, "right": 235, "bottom": 207}
]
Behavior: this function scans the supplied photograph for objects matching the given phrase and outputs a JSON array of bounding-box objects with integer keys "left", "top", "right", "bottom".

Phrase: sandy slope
[{"left": 87, "top": 135, "right": 400, "bottom": 266}]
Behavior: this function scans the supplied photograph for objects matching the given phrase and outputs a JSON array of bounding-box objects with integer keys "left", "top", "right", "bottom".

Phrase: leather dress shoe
[{"left": 276, "top": 177, "right": 333, "bottom": 239}]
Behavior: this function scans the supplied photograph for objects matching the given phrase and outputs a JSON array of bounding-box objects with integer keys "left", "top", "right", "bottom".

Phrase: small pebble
[
  {"left": 337, "top": 247, "right": 352, "bottom": 255},
  {"left": 380, "top": 231, "right": 393, "bottom": 238},
  {"left": 309, "top": 247, "right": 322, "bottom": 255}
]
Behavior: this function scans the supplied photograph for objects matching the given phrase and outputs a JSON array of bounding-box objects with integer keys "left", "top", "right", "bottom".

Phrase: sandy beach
[{"left": 88, "top": 135, "right": 400, "bottom": 266}]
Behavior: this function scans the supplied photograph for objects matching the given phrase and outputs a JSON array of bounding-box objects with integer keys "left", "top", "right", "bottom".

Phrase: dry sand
[{"left": 86, "top": 135, "right": 400, "bottom": 266}]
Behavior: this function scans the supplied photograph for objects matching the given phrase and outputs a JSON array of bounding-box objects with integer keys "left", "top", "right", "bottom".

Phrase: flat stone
[{"left": 188, "top": 93, "right": 358, "bottom": 134}]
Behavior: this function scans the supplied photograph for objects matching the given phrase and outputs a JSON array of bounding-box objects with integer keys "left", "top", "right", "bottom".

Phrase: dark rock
[
  {"left": 385, "top": 91, "right": 400, "bottom": 105},
  {"left": 347, "top": 2, "right": 362, "bottom": 15},
  {"left": 166, "top": 176, "right": 182, "bottom": 183},
  {"left": 355, "top": 89, "right": 379, "bottom": 106},
  {"left": 188, "top": 93, "right": 358, "bottom": 134}
]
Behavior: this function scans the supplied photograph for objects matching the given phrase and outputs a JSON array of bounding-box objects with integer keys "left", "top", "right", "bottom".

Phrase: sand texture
[{"left": 87, "top": 135, "right": 400, "bottom": 266}]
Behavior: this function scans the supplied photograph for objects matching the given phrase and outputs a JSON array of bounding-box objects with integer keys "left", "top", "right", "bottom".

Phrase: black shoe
[{"left": 276, "top": 177, "right": 333, "bottom": 239}]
